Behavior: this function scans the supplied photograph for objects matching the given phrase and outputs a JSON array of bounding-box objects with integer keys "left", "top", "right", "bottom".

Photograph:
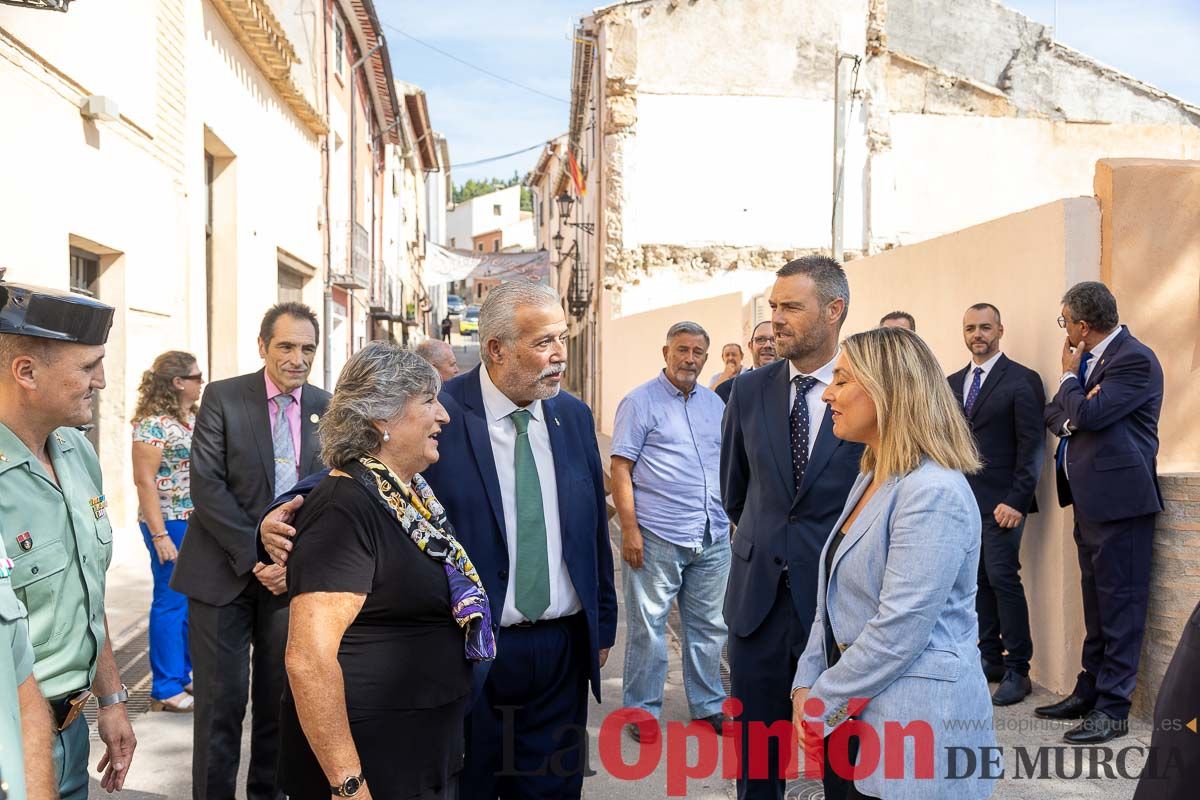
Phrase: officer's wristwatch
[
  {"left": 330, "top": 774, "right": 365, "bottom": 797},
  {"left": 96, "top": 684, "right": 129, "bottom": 708}
]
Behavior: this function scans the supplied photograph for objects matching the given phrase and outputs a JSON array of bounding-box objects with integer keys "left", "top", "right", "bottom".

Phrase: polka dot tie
[{"left": 790, "top": 376, "right": 820, "bottom": 493}]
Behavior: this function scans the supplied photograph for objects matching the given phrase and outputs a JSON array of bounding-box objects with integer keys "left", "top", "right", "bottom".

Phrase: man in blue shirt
[{"left": 610, "top": 321, "right": 731, "bottom": 744}]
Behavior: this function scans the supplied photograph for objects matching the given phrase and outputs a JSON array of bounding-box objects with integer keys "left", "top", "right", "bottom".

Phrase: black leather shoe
[
  {"left": 1035, "top": 694, "right": 1095, "bottom": 720},
  {"left": 695, "top": 713, "right": 724, "bottom": 734},
  {"left": 991, "top": 671, "right": 1032, "bottom": 706},
  {"left": 1064, "top": 709, "right": 1128, "bottom": 744},
  {"left": 981, "top": 659, "right": 1006, "bottom": 683},
  {"left": 626, "top": 721, "right": 660, "bottom": 744}
]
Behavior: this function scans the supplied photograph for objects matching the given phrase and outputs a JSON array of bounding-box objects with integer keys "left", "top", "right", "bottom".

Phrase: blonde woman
[
  {"left": 790, "top": 327, "right": 997, "bottom": 800},
  {"left": 131, "top": 350, "right": 203, "bottom": 712}
]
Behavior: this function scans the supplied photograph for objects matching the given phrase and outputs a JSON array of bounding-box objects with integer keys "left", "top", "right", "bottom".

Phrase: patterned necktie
[
  {"left": 790, "top": 376, "right": 820, "bottom": 493},
  {"left": 510, "top": 409, "right": 550, "bottom": 622},
  {"left": 272, "top": 394, "right": 297, "bottom": 494},
  {"left": 1055, "top": 351, "right": 1094, "bottom": 471},
  {"left": 964, "top": 367, "right": 985, "bottom": 415}
]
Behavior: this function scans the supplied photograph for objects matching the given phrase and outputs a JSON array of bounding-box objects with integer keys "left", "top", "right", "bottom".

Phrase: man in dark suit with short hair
[
  {"left": 260, "top": 282, "right": 617, "bottom": 799},
  {"left": 173, "top": 303, "right": 330, "bottom": 800},
  {"left": 715, "top": 320, "right": 777, "bottom": 404},
  {"left": 948, "top": 303, "right": 1045, "bottom": 707},
  {"left": 1039, "top": 281, "right": 1163, "bottom": 744},
  {"left": 721, "top": 256, "right": 864, "bottom": 800}
]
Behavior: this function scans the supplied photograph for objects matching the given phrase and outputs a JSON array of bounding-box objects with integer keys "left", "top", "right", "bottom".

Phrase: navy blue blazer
[
  {"left": 720, "top": 358, "right": 864, "bottom": 638},
  {"left": 267, "top": 366, "right": 618, "bottom": 700},
  {"left": 947, "top": 354, "right": 1046, "bottom": 516},
  {"left": 1044, "top": 327, "right": 1164, "bottom": 522}
]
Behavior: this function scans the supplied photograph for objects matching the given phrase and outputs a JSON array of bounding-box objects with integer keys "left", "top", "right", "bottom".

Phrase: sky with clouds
[{"left": 378, "top": 0, "right": 1200, "bottom": 186}]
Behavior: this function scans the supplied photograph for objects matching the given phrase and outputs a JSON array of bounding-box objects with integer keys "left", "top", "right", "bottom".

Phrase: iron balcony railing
[{"left": 331, "top": 221, "right": 370, "bottom": 289}]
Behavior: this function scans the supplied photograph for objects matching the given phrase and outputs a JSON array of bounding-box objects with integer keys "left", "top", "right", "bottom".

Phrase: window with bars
[
  {"left": 69, "top": 247, "right": 99, "bottom": 296},
  {"left": 335, "top": 18, "right": 345, "bottom": 76}
]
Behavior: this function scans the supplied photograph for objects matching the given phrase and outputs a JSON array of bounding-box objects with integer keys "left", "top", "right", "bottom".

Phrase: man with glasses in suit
[{"left": 716, "top": 321, "right": 778, "bottom": 404}]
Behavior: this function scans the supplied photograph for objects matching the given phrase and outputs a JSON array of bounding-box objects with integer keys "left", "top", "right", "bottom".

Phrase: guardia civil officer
[
  {"left": 1, "top": 534, "right": 57, "bottom": 800},
  {"left": 0, "top": 275, "right": 137, "bottom": 798}
]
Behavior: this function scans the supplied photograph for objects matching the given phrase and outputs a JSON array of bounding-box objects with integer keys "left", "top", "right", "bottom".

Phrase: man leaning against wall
[{"left": 1038, "top": 281, "right": 1164, "bottom": 745}]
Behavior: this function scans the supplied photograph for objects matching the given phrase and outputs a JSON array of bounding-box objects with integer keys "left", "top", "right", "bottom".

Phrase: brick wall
[{"left": 1131, "top": 473, "right": 1200, "bottom": 719}]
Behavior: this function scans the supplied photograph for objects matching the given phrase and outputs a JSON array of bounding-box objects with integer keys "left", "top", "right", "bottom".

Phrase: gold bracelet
[{"left": 151, "top": 532, "right": 169, "bottom": 541}]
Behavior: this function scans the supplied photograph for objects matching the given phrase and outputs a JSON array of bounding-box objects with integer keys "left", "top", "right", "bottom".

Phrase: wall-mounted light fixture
[{"left": 554, "top": 193, "right": 594, "bottom": 236}]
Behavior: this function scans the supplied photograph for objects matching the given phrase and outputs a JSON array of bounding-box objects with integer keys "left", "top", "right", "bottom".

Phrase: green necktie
[{"left": 510, "top": 409, "right": 550, "bottom": 621}]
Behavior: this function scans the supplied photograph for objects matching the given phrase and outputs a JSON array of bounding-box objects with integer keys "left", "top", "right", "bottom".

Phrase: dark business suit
[
  {"left": 948, "top": 355, "right": 1045, "bottom": 675},
  {"left": 1044, "top": 326, "right": 1163, "bottom": 719},
  {"left": 721, "top": 359, "right": 863, "bottom": 800},
  {"left": 173, "top": 369, "right": 329, "bottom": 800},
  {"left": 715, "top": 367, "right": 753, "bottom": 403},
  {"left": 266, "top": 365, "right": 617, "bottom": 799},
  {"left": 1133, "top": 598, "right": 1200, "bottom": 800}
]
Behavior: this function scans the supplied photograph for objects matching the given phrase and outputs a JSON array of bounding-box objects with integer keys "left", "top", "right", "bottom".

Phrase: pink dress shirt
[{"left": 264, "top": 373, "right": 303, "bottom": 473}]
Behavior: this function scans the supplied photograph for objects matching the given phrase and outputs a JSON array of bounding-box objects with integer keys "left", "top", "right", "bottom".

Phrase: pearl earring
[{"left": 382, "top": 431, "right": 390, "bottom": 442}]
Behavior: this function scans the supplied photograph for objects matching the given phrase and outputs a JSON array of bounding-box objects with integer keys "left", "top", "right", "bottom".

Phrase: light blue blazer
[{"left": 792, "top": 459, "right": 997, "bottom": 800}]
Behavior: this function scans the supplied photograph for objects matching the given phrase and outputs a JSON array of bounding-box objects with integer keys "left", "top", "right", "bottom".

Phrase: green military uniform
[
  {"left": 0, "top": 276, "right": 118, "bottom": 800},
  {"left": 0, "top": 423, "right": 113, "bottom": 696},
  {"left": 0, "top": 539, "right": 34, "bottom": 800}
]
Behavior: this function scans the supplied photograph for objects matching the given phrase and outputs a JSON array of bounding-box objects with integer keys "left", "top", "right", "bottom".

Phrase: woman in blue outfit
[
  {"left": 131, "top": 350, "right": 203, "bottom": 712},
  {"left": 791, "top": 327, "right": 998, "bottom": 800}
]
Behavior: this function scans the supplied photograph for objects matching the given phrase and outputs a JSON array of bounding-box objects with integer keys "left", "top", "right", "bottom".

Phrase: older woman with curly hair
[
  {"left": 131, "top": 350, "right": 203, "bottom": 712},
  {"left": 278, "top": 342, "right": 494, "bottom": 800}
]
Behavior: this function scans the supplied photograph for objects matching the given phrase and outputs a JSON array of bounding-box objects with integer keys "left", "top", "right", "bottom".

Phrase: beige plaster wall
[
  {"left": 1095, "top": 158, "right": 1200, "bottom": 473},
  {"left": 840, "top": 197, "right": 1101, "bottom": 694}
]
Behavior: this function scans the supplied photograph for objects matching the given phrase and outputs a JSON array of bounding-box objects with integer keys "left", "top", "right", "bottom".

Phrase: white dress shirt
[
  {"left": 787, "top": 351, "right": 839, "bottom": 459},
  {"left": 478, "top": 363, "right": 582, "bottom": 626},
  {"left": 961, "top": 351, "right": 1004, "bottom": 405}
]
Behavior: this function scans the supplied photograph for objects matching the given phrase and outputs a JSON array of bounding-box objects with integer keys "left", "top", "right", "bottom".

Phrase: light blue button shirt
[{"left": 611, "top": 371, "right": 730, "bottom": 546}]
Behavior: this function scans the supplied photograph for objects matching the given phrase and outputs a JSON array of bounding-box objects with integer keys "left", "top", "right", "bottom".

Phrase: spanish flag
[{"left": 568, "top": 151, "right": 586, "bottom": 196}]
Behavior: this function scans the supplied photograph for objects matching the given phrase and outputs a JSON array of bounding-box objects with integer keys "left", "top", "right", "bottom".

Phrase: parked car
[
  {"left": 446, "top": 294, "right": 466, "bottom": 316},
  {"left": 459, "top": 305, "right": 480, "bottom": 335}
]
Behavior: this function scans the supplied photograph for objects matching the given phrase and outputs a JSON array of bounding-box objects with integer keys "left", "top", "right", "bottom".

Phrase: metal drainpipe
[
  {"left": 322, "top": 0, "right": 334, "bottom": 388},
  {"left": 348, "top": 40, "right": 384, "bottom": 360}
]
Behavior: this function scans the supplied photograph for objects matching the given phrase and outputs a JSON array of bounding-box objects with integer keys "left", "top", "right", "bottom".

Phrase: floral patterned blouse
[{"left": 132, "top": 413, "right": 195, "bottom": 521}]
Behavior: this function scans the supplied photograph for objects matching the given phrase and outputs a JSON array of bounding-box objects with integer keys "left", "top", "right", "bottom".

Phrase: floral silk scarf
[{"left": 345, "top": 455, "right": 496, "bottom": 662}]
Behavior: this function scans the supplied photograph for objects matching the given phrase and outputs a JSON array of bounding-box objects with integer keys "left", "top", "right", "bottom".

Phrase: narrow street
[{"left": 88, "top": 472, "right": 1148, "bottom": 798}]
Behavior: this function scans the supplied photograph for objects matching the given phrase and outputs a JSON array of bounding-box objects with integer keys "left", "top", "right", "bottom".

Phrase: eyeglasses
[
  {"left": 751, "top": 336, "right": 776, "bottom": 346},
  {"left": 1056, "top": 316, "right": 1067, "bottom": 329},
  {"left": 179, "top": 373, "right": 204, "bottom": 382}
]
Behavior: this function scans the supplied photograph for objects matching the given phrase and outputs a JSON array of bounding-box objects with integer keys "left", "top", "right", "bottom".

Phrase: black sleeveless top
[{"left": 824, "top": 529, "right": 847, "bottom": 669}]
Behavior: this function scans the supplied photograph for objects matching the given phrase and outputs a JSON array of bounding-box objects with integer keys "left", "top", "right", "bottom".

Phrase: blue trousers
[
  {"left": 140, "top": 520, "right": 192, "bottom": 700},
  {"left": 622, "top": 524, "right": 730, "bottom": 720},
  {"left": 462, "top": 614, "right": 589, "bottom": 800}
]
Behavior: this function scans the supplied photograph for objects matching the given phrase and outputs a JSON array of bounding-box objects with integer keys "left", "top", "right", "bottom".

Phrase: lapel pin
[
  {"left": 16, "top": 531, "right": 32, "bottom": 552},
  {"left": 310, "top": 413, "right": 320, "bottom": 423},
  {"left": 54, "top": 431, "right": 67, "bottom": 446},
  {"left": 554, "top": 417, "right": 561, "bottom": 427}
]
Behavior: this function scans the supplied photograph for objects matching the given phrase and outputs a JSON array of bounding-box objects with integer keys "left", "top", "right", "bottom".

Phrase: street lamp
[
  {"left": 552, "top": 229, "right": 564, "bottom": 255},
  {"left": 556, "top": 193, "right": 574, "bottom": 219}
]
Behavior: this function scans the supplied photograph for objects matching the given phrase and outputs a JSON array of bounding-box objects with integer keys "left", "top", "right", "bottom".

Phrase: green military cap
[{"left": 0, "top": 269, "right": 114, "bottom": 346}]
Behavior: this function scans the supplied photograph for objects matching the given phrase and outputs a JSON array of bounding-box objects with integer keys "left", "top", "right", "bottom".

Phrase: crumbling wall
[
  {"left": 886, "top": 0, "right": 1200, "bottom": 125},
  {"left": 603, "top": 243, "right": 830, "bottom": 294}
]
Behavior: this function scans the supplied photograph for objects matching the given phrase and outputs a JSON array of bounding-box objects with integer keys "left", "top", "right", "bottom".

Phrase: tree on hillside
[{"left": 454, "top": 171, "right": 533, "bottom": 212}]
